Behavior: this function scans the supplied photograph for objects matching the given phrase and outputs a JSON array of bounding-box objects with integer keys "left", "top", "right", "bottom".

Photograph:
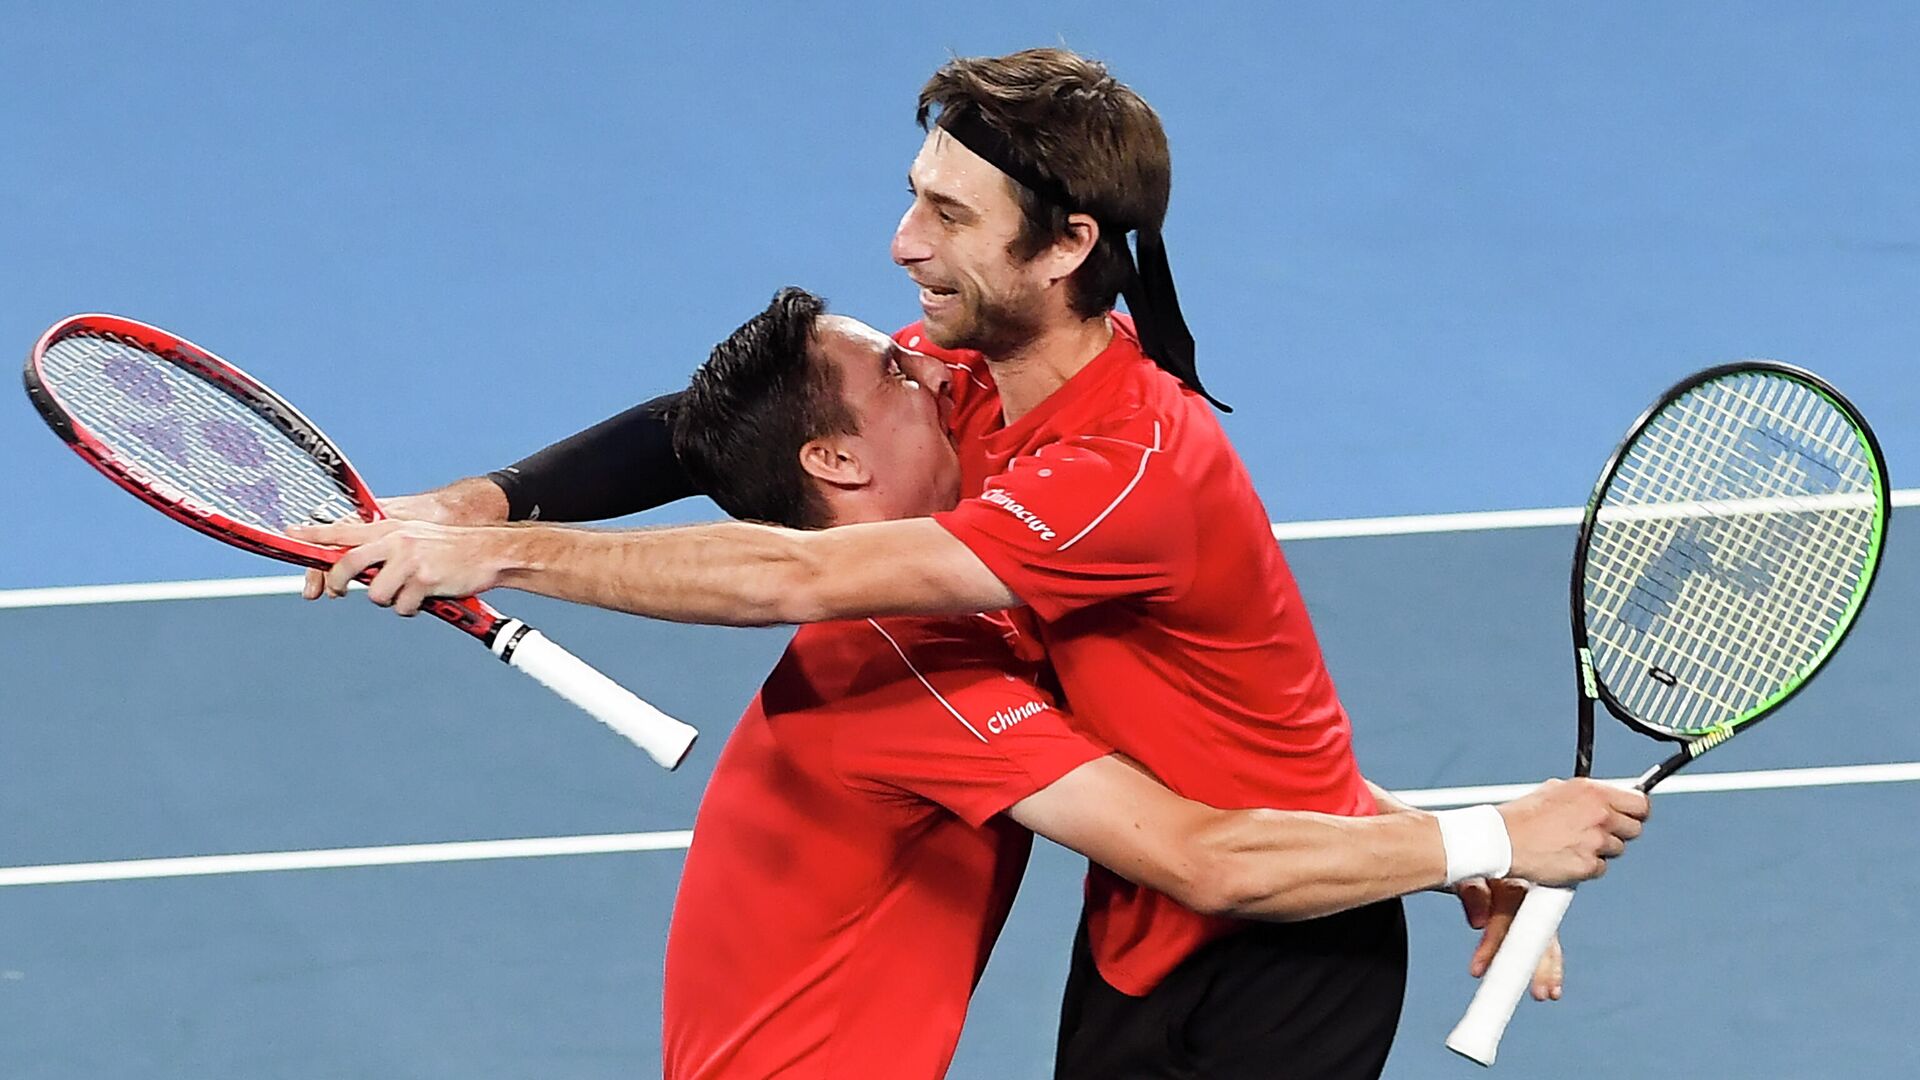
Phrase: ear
[
  {"left": 799, "top": 434, "right": 873, "bottom": 491},
  {"left": 1041, "top": 213, "right": 1102, "bottom": 287}
]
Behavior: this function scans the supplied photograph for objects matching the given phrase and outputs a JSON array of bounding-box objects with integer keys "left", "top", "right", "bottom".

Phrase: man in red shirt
[
  {"left": 656, "top": 289, "right": 1640, "bottom": 1078},
  {"left": 296, "top": 49, "right": 1652, "bottom": 1079}
]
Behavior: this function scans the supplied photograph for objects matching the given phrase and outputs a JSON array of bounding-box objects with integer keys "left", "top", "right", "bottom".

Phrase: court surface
[{"left": 3, "top": 502, "right": 1915, "bottom": 1078}]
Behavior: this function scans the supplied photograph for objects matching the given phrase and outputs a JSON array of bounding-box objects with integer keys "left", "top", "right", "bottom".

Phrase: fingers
[
  {"left": 394, "top": 581, "right": 434, "bottom": 618},
  {"left": 1455, "top": 878, "right": 1492, "bottom": 930},
  {"left": 1560, "top": 777, "right": 1650, "bottom": 821},
  {"left": 363, "top": 561, "right": 404, "bottom": 609},
  {"left": 287, "top": 521, "right": 407, "bottom": 599},
  {"left": 1606, "top": 786, "right": 1652, "bottom": 821},
  {"left": 1469, "top": 909, "right": 1512, "bottom": 978},
  {"left": 1608, "top": 809, "right": 1644, "bottom": 842},
  {"left": 1468, "top": 878, "right": 1527, "bottom": 977},
  {"left": 378, "top": 493, "right": 444, "bottom": 525},
  {"left": 1530, "top": 936, "right": 1565, "bottom": 1001},
  {"left": 286, "top": 521, "right": 384, "bottom": 547},
  {"left": 327, "top": 537, "right": 392, "bottom": 597}
]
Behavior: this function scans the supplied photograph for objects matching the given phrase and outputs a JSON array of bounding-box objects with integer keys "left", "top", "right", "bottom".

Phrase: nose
[
  {"left": 901, "top": 350, "right": 952, "bottom": 399},
  {"left": 892, "top": 204, "right": 932, "bottom": 266}
]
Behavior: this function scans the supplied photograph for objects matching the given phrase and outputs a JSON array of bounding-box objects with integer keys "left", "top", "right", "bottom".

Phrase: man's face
[
  {"left": 812, "top": 314, "right": 962, "bottom": 516},
  {"left": 891, "top": 129, "right": 1052, "bottom": 355}
]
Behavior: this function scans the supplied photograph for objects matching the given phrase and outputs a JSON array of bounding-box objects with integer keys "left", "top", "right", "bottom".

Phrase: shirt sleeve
[
  {"left": 932, "top": 427, "right": 1200, "bottom": 622},
  {"left": 836, "top": 621, "right": 1109, "bottom": 827}
]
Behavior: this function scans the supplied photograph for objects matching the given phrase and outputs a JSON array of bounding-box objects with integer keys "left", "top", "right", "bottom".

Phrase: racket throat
[{"left": 1574, "top": 649, "right": 1598, "bottom": 778}]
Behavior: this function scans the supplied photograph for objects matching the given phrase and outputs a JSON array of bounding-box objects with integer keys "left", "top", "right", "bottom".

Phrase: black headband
[{"left": 935, "top": 108, "right": 1229, "bottom": 412}]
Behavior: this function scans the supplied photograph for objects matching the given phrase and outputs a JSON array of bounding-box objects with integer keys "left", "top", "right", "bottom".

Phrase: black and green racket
[{"left": 1447, "top": 361, "right": 1889, "bottom": 1066}]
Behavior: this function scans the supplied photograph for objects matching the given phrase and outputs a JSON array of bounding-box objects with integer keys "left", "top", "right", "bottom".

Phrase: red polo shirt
[
  {"left": 662, "top": 613, "right": 1106, "bottom": 1079},
  {"left": 902, "top": 314, "right": 1377, "bottom": 995}
]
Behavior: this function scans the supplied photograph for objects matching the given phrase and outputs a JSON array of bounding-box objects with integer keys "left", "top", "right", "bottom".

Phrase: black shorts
[{"left": 1054, "top": 899, "right": 1408, "bottom": 1080}]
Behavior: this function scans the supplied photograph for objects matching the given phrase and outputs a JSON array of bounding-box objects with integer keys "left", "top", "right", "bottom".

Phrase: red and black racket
[{"left": 25, "top": 313, "right": 698, "bottom": 770}]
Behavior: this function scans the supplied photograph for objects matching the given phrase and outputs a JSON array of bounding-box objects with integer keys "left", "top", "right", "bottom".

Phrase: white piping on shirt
[
  {"left": 866, "top": 619, "right": 990, "bottom": 744},
  {"left": 944, "top": 361, "right": 993, "bottom": 393},
  {"left": 1056, "top": 421, "right": 1164, "bottom": 553}
]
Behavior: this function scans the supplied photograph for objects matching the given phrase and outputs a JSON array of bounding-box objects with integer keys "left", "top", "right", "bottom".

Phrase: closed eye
[{"left": 884, "top": 345, "right": 916, "bottom": 382}]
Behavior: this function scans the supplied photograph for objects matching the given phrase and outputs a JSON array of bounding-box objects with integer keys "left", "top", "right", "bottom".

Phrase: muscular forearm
[
  {"left": 1014, "top": 759, "right": 1453, "bottom": 923},
  {"left": 488, "top": 521, "right": 829, "bottom": 626},
  {"left": 1190, "top": 808, "right": 1446, "bottom": 921},
  {"left": 482, "top": 517, "right": 1005, "bottom": 625}
]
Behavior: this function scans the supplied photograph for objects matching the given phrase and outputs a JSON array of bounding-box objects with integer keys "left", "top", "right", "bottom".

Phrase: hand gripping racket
[
  {"left": 1446, "top": 361, "right": 1889, "bottom": 1065},
  {"left": 25, "top": 314, "right": 698, "bottom": 770}
]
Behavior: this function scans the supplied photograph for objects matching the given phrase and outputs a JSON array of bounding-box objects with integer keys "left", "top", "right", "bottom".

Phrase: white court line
[
  {"left": 3, "top": 762, "right": 1915, "bottom": 889},
  {"left": 6, "top": 490, "right": 1914, "bottom": 609},
  {"left": 0, "top": 831, "right": 694, "bottom": 888},
  {"left": 0, "top": 576, "right": 363, "bottom": 610},
  {"left": 1402, "top": 760, "right": 1920, "bottom": 807},
  {"left": 1271, "top": 487, "right": 1920, "bottom": 542}
]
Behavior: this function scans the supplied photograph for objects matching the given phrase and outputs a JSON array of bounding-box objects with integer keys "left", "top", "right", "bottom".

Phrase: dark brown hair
[
  {"left": 917, "top": 48, "right": 1172, "bottom": 318},
  {"left": 671, "top": 287, "right": 855, "bottom": 530}
]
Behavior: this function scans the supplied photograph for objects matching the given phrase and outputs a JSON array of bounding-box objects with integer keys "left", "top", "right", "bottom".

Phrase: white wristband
[{"left": 1435, "top": 804, "right": 1512, "bottom": 885}]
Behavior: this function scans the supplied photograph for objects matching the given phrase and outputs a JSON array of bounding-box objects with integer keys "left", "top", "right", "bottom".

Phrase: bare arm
[
  {"left": 1006, "top": 760, "right": 1648, "bottom": 922},
  {"left": 294, "top": 516, "right": 1020, "bottom": 625},
  {"left": 1008, "top": 757, "right": 1447, "bottom": 921},
  {"left": 496, "top": 518, "right": 1019, "bottom": 623}
]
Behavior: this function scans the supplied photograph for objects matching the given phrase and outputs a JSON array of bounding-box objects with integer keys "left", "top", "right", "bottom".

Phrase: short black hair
[{"left": 671, "top": 287, "right": 856, "bottom": 529}]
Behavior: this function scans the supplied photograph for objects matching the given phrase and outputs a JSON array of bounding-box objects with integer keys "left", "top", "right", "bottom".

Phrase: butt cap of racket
[
  {"left": 494, "top": 625, "right": 698, "bottom": 770},
  {"left": 1445, "top": 883, "right": 1577, "bottom": 1066}
]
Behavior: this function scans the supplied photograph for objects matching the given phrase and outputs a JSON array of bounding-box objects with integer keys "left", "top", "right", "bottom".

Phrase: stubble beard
[{"left": 925, "top": 285, "right": 1046, "bottom": 361}]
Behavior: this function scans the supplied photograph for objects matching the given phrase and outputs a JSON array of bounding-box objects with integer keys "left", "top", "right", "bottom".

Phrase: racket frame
[
  {"left": 25, "top": 314, "right": 500, "bottom": 641},
  {"left": 1450, "top": 359, "right": 1890, "bottom": 1065},
  {"left": 1568, "top": 359, "right": 1892, "bottom": 786}
]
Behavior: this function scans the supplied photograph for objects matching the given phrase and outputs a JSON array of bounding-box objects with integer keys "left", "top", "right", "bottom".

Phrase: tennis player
[
  {"left": 654, "top": 289, "right": 1642, "bottom": 1078},
  {"left": 296, "top": 49, "right": 1652, "bottom": 1079}
]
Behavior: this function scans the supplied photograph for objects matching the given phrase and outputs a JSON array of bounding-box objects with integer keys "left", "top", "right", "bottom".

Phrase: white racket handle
[
  {"left": 1445, "top": 883, "right": 1576, "bottom": 1066},
  {"left": 491, "top": 621, "right": 698, "bottom": 770}
]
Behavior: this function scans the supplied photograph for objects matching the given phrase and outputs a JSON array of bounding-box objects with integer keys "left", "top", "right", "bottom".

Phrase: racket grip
[
  {"left": 1445, "top": 884, "right": 1576, "bottom": 1066},
  {"left": 491, "top": 621, "right": 699, "bottom": 770}
]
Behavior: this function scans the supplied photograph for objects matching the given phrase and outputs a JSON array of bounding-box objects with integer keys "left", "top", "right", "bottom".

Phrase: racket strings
[
  {"left": 1588, "top": 381, "right": 1874, "bottom": 728},
  {"left": 38, "top": 333, "right": 360, "bottom": 535},
  {"left": 1595, "top": 388, "right": 1870, "bottom": 722},
  {"left": 1608, "top": 390, "right": 1863, "bottom": 708},
  {"left": 1581, "top": 371, "right": 1880, "bottom": 735}
]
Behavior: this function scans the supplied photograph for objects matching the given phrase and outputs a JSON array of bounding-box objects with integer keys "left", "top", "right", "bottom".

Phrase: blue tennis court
[
  {"left": 3, "top": 506, "right": 1916, "bottom": 1077},
  {"left": 6, "top": 3, "right": 1919, "bottom": 1077}
]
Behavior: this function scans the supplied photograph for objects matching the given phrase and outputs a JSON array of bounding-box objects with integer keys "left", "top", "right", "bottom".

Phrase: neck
[
  {"left": 983, "top": 313, "right": 1113, "bottom": 424},
  {"left": 821, "top": 489, "right": 948, "bottom": 528}
]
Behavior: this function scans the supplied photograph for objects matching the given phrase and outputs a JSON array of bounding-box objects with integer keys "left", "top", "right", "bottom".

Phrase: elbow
[
  {"left": 1176, "top": 877, "right": 1242, "bottom": 920},
  {"left": 1177, "top": 853, "right": 1256, "bottom": 919},
  {"left": 1180, "top": 809, "right": 1317, "bottom": 921},
  {"left": 1168, "top": 814, "right": 1259, "bottom": 918}
]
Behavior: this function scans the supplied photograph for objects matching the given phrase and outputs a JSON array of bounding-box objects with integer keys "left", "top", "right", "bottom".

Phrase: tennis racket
[
  {"left": 24, "top": 313, "right": 699, "bottom": 770},
  {"left": 1445, "top": 361, "right": 1889, "bottom": 1065}
]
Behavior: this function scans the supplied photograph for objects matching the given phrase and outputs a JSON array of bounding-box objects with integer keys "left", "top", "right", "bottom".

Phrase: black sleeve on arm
[{"left": 485, "top": 391, "right": 697, "bottom": 522}]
